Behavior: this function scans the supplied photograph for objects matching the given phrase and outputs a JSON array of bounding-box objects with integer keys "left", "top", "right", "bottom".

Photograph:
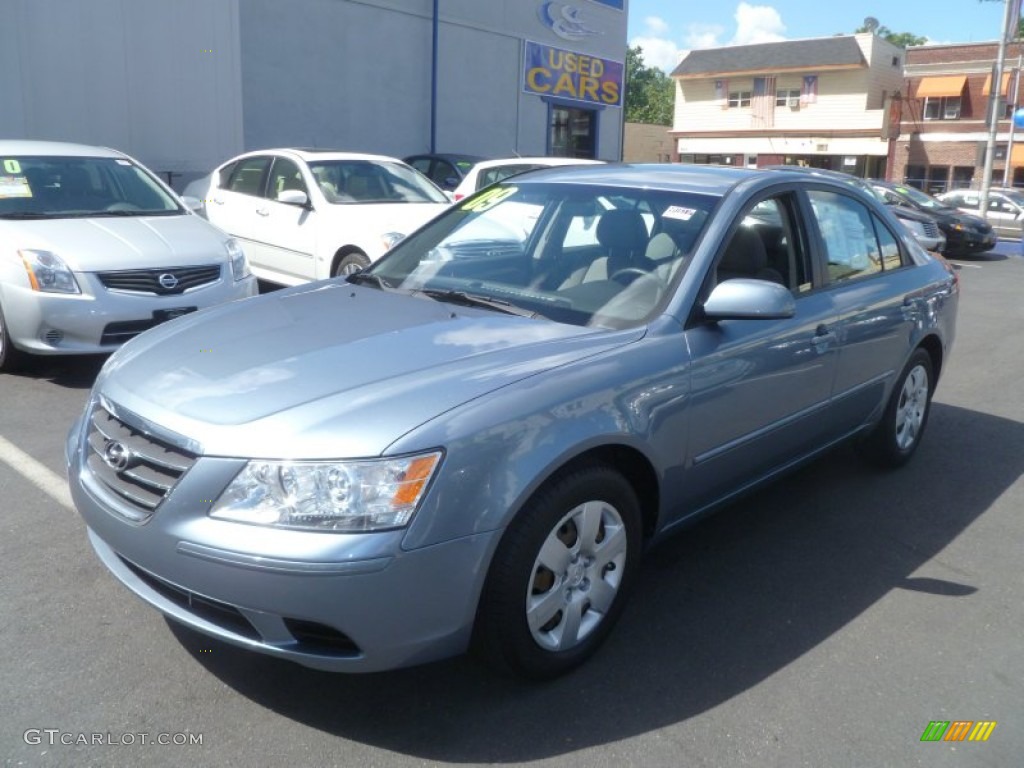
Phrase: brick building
[{"left": 890, "top": 41, "right": 1024, "bottom": 193}]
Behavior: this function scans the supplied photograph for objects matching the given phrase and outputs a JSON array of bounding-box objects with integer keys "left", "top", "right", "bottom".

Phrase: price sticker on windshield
[
  {"left": 3, "top": 159, "right": 21, "bottom": 174},
  {"left": 0, "top": 175, "right": 32, "bottom": 198},
  {"left": 460, "top": 186, "right": 517, "bottom": 213}
]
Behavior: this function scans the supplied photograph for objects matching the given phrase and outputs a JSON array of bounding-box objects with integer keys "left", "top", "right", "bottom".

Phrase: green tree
[
  {"left": 625, "top": 46, "right": 675, "bottom": 125},
  {"left": 854, "top": 22, "right": 928, "bottom": 47}
]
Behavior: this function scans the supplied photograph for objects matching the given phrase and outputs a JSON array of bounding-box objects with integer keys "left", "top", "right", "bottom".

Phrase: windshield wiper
[
  {"left": 0, "top": 211, "right": 55, "bottom": 219},
  {"left": 345, "top": 272, "right": 394, "bottom": 290},
  {"left": 416, "top": 288, "right": 539, "bottom": 318}
]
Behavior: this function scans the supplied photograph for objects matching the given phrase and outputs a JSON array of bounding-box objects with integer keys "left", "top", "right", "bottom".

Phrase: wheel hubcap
[
  {"left": 895, "top": 364, "right": 929, "bottom": 450},
  {"left": 526, "top": 500, "right": 627, "bottom": 652}
]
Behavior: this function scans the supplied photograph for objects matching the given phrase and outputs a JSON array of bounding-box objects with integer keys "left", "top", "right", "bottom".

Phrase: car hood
[
  {"left": 96, "top": 282, "right": 641, "bottom": 458},
  {"left": 5, "top": 214, "right": 229, "bottom": 271}
]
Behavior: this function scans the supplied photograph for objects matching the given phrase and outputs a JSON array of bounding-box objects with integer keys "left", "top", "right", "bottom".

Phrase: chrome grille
[
  {"left": 97, "top": 265, "right": 221, "bottom": 295},
  {"left": 921, "top": 220, "right": 941, "bottom": 238},
  {"left": 85, "top": 405, "right": 197, "bottom": 520}
]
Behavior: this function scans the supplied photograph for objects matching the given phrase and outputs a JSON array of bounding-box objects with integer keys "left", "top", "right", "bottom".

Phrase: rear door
[
  {"left": 206, "top": 155, "right": 271, "bottom": 267},
  {"left": 803, "top": 187, "right": 919, "bottom": 431}
]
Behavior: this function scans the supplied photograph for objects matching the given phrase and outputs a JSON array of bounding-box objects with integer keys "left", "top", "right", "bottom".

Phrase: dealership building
[{"left": 1, "top": 0, "right": 627, "bottom": 188}]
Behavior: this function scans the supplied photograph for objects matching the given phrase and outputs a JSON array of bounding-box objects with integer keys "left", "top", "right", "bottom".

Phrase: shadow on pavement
[
  {"left": 6, "top": 354, "right": 107, "bottom": 389},
  {"left": 170, "top": 402, "right": 1023, "bottom": 763}
]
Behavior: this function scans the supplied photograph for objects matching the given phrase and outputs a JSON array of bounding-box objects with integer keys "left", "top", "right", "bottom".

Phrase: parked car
[
  {"left": 450, "top": 156, "right": 604, "bottom": 201},
  {"left": 403, "top": 153, "right": 486, "bottom": 192},
  {"left": 0, "top": 140, "right": 256, "bottom": 373},
  {"left": 937, "top": 187, "right": 1024, "bottom": 240},
  {"left": 871, "top": 180, "right": 996, "bottom": 256},
  {"left": 765, "top": 166, "right": 947, "bottom": 253},
  {"left": 183, "top": 149, "right": 451, "bottom": 284},
  {"left": 68, "top": 164, "right": 958, "bottom": 679}
]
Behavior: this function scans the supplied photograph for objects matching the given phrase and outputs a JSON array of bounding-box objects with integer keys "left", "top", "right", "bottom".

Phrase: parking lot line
[{"left": 0, "top": 434, "right": 73, "bottom": 510}]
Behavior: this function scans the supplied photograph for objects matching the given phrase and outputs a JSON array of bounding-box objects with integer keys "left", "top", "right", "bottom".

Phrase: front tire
[
  {"left": 0, "top": 302, "right": 28, "bottom": 373},
  {"left": 860, "top": 348, "right": 934, "bottom": 468},
  {"left": 333, "top": 251, "right": 370, "bottom": 277},
  {"left": 473, "top": 462, "right": 642, "bottom": 679}
]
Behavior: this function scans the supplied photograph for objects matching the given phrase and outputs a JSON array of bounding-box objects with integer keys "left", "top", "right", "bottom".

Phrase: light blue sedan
[{"left": 67, "top": 164, "right": 958, "bottom": 678}]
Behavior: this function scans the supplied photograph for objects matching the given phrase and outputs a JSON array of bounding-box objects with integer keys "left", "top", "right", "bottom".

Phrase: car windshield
[
  {"left": 0, "top": 155, "right": 181, "bottom": 218},
  {"left": 888, "top": 183, "right": 946, "bottom": 210},
  {"left": 362, "top": 182, "right": 718, "bottom": 329},
  {"left": 306, "top": 160, "right": 449, "bottom": 204}
]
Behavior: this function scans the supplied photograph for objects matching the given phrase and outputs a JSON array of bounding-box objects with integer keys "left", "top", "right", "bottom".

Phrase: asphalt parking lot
[{"left": 1, "top": 252, "right": 1022, "bottom": 768}]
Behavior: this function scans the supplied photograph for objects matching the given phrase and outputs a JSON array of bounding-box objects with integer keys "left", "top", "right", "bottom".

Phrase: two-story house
[
  {"left": 892, "top": 41, "right": 1024, "bottom": 193},
  {"left": 669, "top": 33, "right": 904, "bottom": 177}
]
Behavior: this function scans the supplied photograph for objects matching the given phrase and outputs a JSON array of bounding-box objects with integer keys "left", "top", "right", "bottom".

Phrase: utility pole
[{"left": 980, "top": 0, "right": 1017, "bottom": 215}]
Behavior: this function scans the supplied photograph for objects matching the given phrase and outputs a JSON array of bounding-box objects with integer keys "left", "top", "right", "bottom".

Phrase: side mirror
[
  {"left": 703, "top": 278, "right": 796, "bottom": 321},
  {"left": 277, "top": 189, "right": 309, "bottom": 207},
  {"left": 180, "top": 195, "right": 203, "bottom": 212}
]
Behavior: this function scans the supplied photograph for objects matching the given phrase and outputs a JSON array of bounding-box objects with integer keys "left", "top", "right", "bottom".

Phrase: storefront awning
[
  {"left": 982, "top": 71, "right": 1014, "bottom": 96},
  {"left": 916, "top": 75, "right": 966, "bottom": 98}
]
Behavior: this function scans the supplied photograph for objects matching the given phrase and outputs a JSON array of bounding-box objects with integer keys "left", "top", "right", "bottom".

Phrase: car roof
[
  {"left": 499, "top": 162, "right": 789, "bottom": 196},
  {"left": 404, "top": 153, "right": 487, "bottom": 163},
  {"left": 0, "top": 139, "right": 127, "bottom": 158},
  {"left": 470, "top": 156, "right": 606, "bottom": 171},
  {"left": 227, "top": 148, "right": 408, "bottom": 164}
]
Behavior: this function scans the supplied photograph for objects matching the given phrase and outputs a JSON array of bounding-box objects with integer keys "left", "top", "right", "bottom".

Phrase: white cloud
[
  {"left": 731, "top": 2, "right": 787, "bottom": 45},
  {"left": 685, "top": 23, "right": 725, "bottom": 50},
  {"left": 644, "top": 16, "right": 669, "bottom": 36},
  {"left": 630, "top": 35, "right": 686, "bottom": 73}
]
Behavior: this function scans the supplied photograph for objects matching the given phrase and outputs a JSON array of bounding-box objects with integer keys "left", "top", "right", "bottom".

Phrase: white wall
[{"left": 0, "top": 0, "right": 243, "bottom": 182}]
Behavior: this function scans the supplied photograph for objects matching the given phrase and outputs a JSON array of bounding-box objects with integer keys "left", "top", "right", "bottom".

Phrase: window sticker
[
  {"left": 3, "top": 159, "right": 22, "bottom": 174},
  {"left": 460, "top": 186, "right": 517, "bottom": 213},
  {"left": 0, "top": 175, "right": 32, "bottom": 198},
  {"left": 663, "top": 205, "right": 698, "bottom": 221}
]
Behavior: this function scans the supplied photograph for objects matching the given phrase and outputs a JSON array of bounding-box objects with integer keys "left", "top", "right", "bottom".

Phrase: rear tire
[
  {"left": 859, "top": 348, "right": 933, "bottom": 468},
  {"left": 473, "top": 462, "right": 641, "bottom": 679},
  {"left": 333, "top": 251, "right": 370, "bottom": 277},
  {"left": 0, "top": 302, "right": 28, "bottom": 373}
]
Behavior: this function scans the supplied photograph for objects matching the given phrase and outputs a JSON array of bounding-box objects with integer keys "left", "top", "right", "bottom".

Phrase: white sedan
[
  {"left": 184, "top": 149, "right": 451, "bottom": 284},
  {"left": 450, "top": 156, "right": 604, "bottom": 201}
]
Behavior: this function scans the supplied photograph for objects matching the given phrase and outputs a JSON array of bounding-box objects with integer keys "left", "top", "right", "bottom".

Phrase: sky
[{"left": 627, "top": 0, "right": 1015, "bottom": 72}]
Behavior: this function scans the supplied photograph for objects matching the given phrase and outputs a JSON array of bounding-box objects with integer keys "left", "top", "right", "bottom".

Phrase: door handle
[
  {"left": 811, "top": 324, "right": 835, "bottom": 352},
  {"left": 210, "top": 197, "right": 224, "bottom": 206},
  {"left": 255, "top": 208, "right": 269, "bottom": 217}
]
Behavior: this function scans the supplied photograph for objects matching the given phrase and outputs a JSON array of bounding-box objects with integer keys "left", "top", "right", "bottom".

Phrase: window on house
[
  {"left": 904, "top": 165, "right": 927, "bottom": 190},
  {"left": 923, "top": 97, "right": 961, "bottom": 120},
  {"left": 952, "top": 166, "right": 974, "bottom": 190},
  {"left": 728, "top": 91, "right": 752, "bottom": 108},
  {"left": 775, "top": 89, "right": 800, "bottom": 107}
]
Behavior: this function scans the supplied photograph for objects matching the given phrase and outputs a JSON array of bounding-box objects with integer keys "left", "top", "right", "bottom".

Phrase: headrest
[
  {"left": 597, "top": 209, "right": 649, "bottom": 252},
  {"left": 720, "top": 226, "right": 768, "bottom": 272}
]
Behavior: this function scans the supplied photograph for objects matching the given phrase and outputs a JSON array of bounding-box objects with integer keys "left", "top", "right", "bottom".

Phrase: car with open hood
[{"left": 68, "top": 163, "right": 958, "bottom": 678}]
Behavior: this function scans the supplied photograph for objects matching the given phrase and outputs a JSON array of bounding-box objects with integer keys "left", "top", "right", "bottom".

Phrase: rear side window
[
  {"left": 807, "top": 190, "right": 903, "bottom": 283},
  {"left": 226, "top": 157, "right": 270, "bottom": 196}
]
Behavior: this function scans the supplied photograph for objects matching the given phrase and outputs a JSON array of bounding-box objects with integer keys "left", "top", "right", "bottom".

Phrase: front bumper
[
  {"left": 944, "top": 229, "right": 997, "bottom": 255},
  {"left": 4, "top": 271, "right": 257, "bottom": 355},
  {"left": 66, "top": 413, "right": 499, "bottom": 673}
]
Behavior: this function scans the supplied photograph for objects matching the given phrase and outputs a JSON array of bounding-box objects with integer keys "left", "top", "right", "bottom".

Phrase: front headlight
[
  {"left": 19, "top": 250, "right": 81, "bottom": 294},
  {"left": 210, "top": 451, "right": 442, "bottom": 531},
  {"left": 226, "top": 238, "right": 251, "bottom": 280},
  {"left": 381, "top": 231, "right": 406, "bottom": 251}
]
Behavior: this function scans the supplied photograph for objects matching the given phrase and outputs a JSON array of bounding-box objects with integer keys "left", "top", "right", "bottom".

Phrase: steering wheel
[{"left": 609, "top": 268, "right": 649, "bottom": 285}]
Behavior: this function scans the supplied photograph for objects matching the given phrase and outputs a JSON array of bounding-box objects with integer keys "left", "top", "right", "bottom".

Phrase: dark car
[
  {"left": 67, "top": 164, "right": 958, "bottom": 679},
  {"left": 871, "top": 180, "right": 996, "bottom": 257},
  {"left": 403, "top": 153, "right": 487, "bottom": 191}
]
